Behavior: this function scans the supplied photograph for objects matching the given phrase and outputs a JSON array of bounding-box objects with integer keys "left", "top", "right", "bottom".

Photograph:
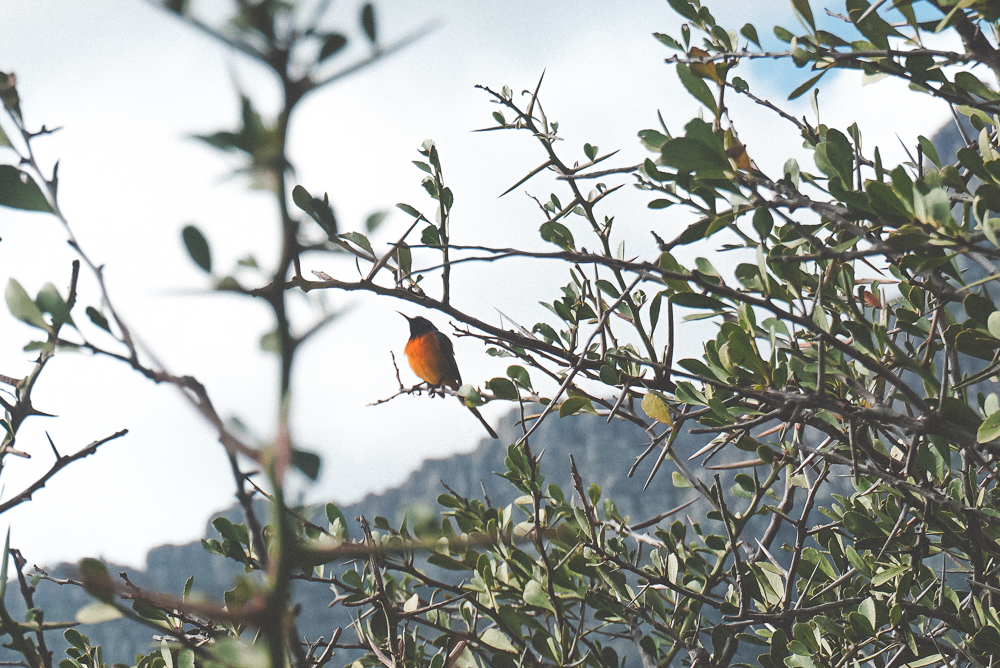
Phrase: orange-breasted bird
[{"left": 399, "top": 313, "right": 499, "bottom": 440}]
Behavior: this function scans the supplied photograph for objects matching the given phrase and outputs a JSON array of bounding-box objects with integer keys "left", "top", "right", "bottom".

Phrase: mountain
[{"left": 5, "top": 407, "right": 716, "bottom": 664}]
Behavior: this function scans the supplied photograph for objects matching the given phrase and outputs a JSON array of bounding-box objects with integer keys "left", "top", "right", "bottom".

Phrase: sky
[{"left": 0, "top": 0, "right": 955, "bottom": 567}]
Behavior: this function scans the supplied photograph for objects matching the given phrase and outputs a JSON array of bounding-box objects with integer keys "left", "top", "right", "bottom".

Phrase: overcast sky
[{"left": 0, "top": 1, "right": 953, "bottom": 567}]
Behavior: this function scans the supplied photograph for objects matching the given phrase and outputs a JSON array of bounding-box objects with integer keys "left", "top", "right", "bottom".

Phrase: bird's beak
[{"left": 396, "top": 311, "right": 412, "bottom": 321}]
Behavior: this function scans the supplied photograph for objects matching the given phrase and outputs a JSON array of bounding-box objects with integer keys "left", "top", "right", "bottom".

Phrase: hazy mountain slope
[{"left": 11, "top": 408, "right": 712, "bottom": 663}]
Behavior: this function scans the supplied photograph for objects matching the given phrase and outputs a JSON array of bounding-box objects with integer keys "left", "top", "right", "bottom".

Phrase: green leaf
[
  {"left": 917, "top": 135, "right": 941, "bottom": 169},
  {"left": 224, "top": 578, "right": 255, "bottom": 612},
  {"left": 259, "top": 329, "right": 279, "bottom": 352},
  {"left": 539, "top": 221, "right": 575, "bottom": 251},
  {"left": 523, "top": 580, "right": 555, "bottom": 611},
  {"left": 979, "top": 409, "right": 1000, "bottom": 443},
  {"left": 988, "top": 311, "right": 1000, "bottom": 339},
  {"left": 740, "top": 23, "right": 760, "bottom": 48},
  {"left": 788, "top": 71, "right": 826, "bottom": 100},
  {"left": 421, "top": 224, "right": 441, "bottom": 247},
  {"left": 784, "top": 158, "right": 801, "bottom": 189},
  {"left": 671, "top": 292, "right": 726, "bottom": 310},
  {"left": 182, "top": 225, "right": 212, "bottom": 273},
  {"left": 964, "top": 293, "right": 996, "bottom": 327},
  {"left": 75, "top": 602, "right": 123, "bottom": 625},
  {"left": 365, "top": 210, "right": 388, "bottom": 232},
  {"left": 791, "top": 0, "right": 815, "bottom": 30},
  {"left": 80, "top": 558, "right": 114, "bottom": 602},
  {"left": 672, "top": 471, "right": 692, "bottom": 487},
  {"left": 86, "top": 306, "right": 111, "bottom": 333},
  {"left": 64, "top": 629, "right": 87, "bottom": 651},
  {"left": 559, "top": 396, "right": 590, "bottom": 417},
  {"left": 972, "top": 626, "right": 1000, "bottom": 655},
  {"left": 326, "top": 504, "right": 350, "bottom": 540},
  {"left": 292, "top": 185, "right": 314, "bottom": 212},
  {"left": 0, "top": 165, "right": 52, "bottom": 213},
  {"left": 596, "top": 279, "right": 620, "bottom": 298},
  {"left": 7, "top": 279, "right": 48, "bottom": 331},
  {"left": 35, "top": 282, "right": 73, "bottom": 329},
  {"left": 294, "top": 188, "right": 337, "bottom": 238},
  {"left": 396, "top": 202, "right": 422, "bottom": 218},
  {"left": 753, "top": 207, "right": 773, "bottom": 238},
  {"left": 360, "top": 3, "right": 376, "bottom": 42},
  {"left": 291, "top": 449, "right": 321, "bottom": 480},
  {"left": 599, "top": 364, "right": 620, "bottom": 385},
  {"left": 858, "top": 597, "right": 876, "bottom": 628},
  {"left": 954, "top": 71, "right": 999, "bottom": 102},
  {"left": 459, "top": 384, "right": 484, "bottom": 408},
  {"left": 339, "top": 231, "right": 374, "bottom": 257},
  {"left": 955, "top": 328, "right": 1000, "bottom": 361},
  {"left": 427, "top": 553, "right": 472, "bottom": 571},
  {"left": 661, "top": 137, "right": 729, "bottom": 176},
  {"left": 871, "top": 563, "right": 909, "bottom": 587},
  {"left": 866, "top": 181, "right": 910, "bottom": 222},
  {"left": 319, "top": 33, "right": 347, "bottom": 61},
  {"left": 653, "top": 32, "right": 683, "bottom": 50},
  {"left": 814, "top": 128, "right": 853, "bottom": 187},
  {"left": 507, "top": 365, "right": 532, "bottom": 390},
  {"left": 480, "top": 628, "right": 517, "bottom": 654},
  {"left": 666, "top": 0, "right": 699, "bottom": 21},
  {"left": 194, "top": 130, "right": 240, "bottom": 151},
  {"left": 487, "top": 377, "right": 518, "bottom": 401},
  {"left": 676, "top": 64, "right": 717, "bottom": 113},
  {"left": 847, "top": 0, "right": 902, "bottom": 49},
  {"left": 0, "top": 72, "right": 19, "bottom": 121},
  {"left": 774, "top": 25, "right": 795, "bottom": 42},
  {"left": 843, "top": 511, "right": 881, "bottom": 539}
]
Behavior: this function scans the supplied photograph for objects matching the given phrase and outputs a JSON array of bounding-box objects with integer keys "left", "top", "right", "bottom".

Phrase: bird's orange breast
[{"left": 404, "top": 332, "right": 459, "bottom": 389}]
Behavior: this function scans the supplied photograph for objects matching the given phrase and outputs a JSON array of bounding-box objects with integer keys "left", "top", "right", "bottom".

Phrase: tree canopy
[{"left": 2, "top": 1, "right": 1000, "bottom": 667}]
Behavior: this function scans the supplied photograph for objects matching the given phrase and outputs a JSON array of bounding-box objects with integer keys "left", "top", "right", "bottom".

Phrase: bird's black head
[{"left": 398, "top": 312, "right": 437, "bottom": 338}]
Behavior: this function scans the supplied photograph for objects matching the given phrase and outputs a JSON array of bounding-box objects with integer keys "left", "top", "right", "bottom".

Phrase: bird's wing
[{"left": 434, "top": 330, "right": 463, "bottom": 385}]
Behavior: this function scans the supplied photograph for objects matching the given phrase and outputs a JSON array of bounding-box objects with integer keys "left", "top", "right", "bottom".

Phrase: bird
[{"left": 398, "top": 312, "right": 499, "bottom": 440}]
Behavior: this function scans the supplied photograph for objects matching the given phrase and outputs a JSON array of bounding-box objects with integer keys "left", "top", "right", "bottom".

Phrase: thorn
[
  {"left": 856, "top": 0, "right": 889, "bottom": 23},
  {"left": 45, "top": 432, "right": 60, "bottom": 459}
]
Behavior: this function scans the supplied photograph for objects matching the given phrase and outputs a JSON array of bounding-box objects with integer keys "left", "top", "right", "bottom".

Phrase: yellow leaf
[
  {"left": 641, "top": 392, "right": 673, "bottom": 425},
  {"left": 689, "top": 47, "right": 721, "bottom": 83}
]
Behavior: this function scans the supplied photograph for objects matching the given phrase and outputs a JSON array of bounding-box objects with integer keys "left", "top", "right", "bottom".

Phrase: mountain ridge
[{"left": 12, "top": 408, "right": 713, "bottom": 663}]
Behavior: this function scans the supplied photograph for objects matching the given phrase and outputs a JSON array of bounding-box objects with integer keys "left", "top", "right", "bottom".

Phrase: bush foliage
[{"left": 2, "top": 1, "right": 1000, "bottom": 667}]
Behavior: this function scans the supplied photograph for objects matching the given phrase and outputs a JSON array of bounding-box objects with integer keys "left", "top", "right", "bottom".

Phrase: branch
[
  {"left": 0, "top": 430, "right": 127, "bottom": 515},
  {"left": 664, "top": 47, "right": 977, "bottom": 66},
  {"left": 313, "top": 23, "right": 437, "bottom": 90}
]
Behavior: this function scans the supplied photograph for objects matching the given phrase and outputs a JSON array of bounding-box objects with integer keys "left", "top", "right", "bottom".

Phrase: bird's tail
[{"left": 468, "top": 406, "right": 499, "bottom": 440}]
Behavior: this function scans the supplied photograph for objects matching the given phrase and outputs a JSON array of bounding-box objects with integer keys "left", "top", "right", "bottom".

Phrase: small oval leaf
[
  {"left": 487, "top": 377, "right": 518, "bottom": 401},
  {"left": 75, "top": 602, "right": 123, "bottom": 625},
  {"left": 361, "top": 3, "right": 376, "bottom": 42},
  {"left": 641, "top": 391, "right": 673, "bottom": 425},
  {"left": 319, "top": 33, "right": 348, "bottom": 61},
  {"left": 6, "top": 279, "right": 48, "bottom": 331},
  {"left": 0, "top": 165, "right": 52, "bottom": 213},
  {"left": 182, "top": 225, "right": 212, "bottom": 273}
]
